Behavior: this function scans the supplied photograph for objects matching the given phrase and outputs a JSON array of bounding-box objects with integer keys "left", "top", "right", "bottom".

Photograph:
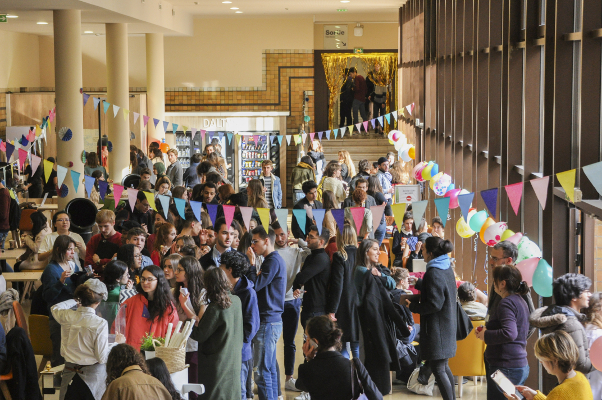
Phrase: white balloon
[{"left": 401, "top": 149, "right": 412, "bottom": 162}]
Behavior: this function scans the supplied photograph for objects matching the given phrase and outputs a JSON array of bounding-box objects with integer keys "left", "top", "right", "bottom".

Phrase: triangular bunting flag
[
  {"left": 182, "top": 126, "right": 188, "bottom": 134},
  {"left": 556, "top": 169, "right": 576, "bottom": 202},
  {"left": 190, "top": 201, "right": 203, "bottom": 223},
  {"left": 84, "top": 175, "right": 96, "bottom": 199},
  {"left": 172, "top": 123, "right": 179, "bottom": 133},
  {"left": 370, "top": 119, "right": 376, "bottom": 129},
  {"left": 5, "top": 143, "right": 15, "bottom": 162},
  {"left": 153, "top": 118, "right": 160, "bottom": 128},
  {"left": 433, "top": 197, "right": 451, "bottom": 226},
  {"left": 377, "top": 116, "right": 384, "bottom": 127},
  {"left": 227, "top": 132, "right": 233, "bottom": 145},
  {"left": 333, "top": 129, "right": 338, "bottom": 139},
  {"left": 371, "top": 205, "right": 385, "bottom": 231},
  {"left": 347, "top": 125, "right": 353, "bottom": 136},
  {"left": 93, "top": 97, "right": 101, "bottom": 110},
  {"left": 157, "top": 194, "right": 170, "bottom": 219},
  {"left": 294, "top": 135, "right": 300, "bottom": 145},
  {"left": 133, "top": 112, "right": 140, "bottom": 125},
  {"left": 406, "top": 103, "right": 415, "bottom": 116},
  {"left": 143, "top": 115, "right": 150, "bottom": 127},
  {"left": 331, "top": 209, "right": 345, "bottom": 234},
  {"left": 313, "top": 209, "right": 326, "bottom": 235},
  {"left": 391, "top": 203, "right": 408, "bottom": 229},
  {"left": 309, "top": 132, "right": 315, "bottom": 142},
  {"left": 257, "top": 208, "right": 270, "bottom": 229},
  {"left": 113, "top": 184, "right": 124, "bottom": 209},
  {"left": 218, "top": 132, "right": 224, "bottom": 140},
  {"left": 505, "top": 182, "right": 524, "bottom": 216},
  {"left": 17, "top": 149, "right": 27, "bottom": 170},
  {"left": 392, "top": 111, "right": 398, "bottom": 121},
  {"left": 240, "top": 206, "right": 254, "bottom": 231},
  {"left": 385, "top": 113, "right": 391, "bottom": 124},
  {"left": 236, "top": 134, "right": 241, "bottom": 146},
  {"left": 355, "top": 123, "right": 362, "bottom": 133},
  {"left": 362, "top": 121, "right": 369, "bottom": 132},
  {"left": 173, "top": 197, "right": 187, "bottom": 219},
  {"left": 142, "top": 191, "right": 156, "bottom": 211},
  {"left": 331, "top": 130, "right": 337, "bottom": 140},
  {"left": 350, "top": 207, "right": 365, "bottom": 236},
  {"left": 112, "top": 104, "right": 120, "bottom": 118},
  {"left": 411, "top": 200, "right": 429, "bottom": 225},
  {"left": 274, "top": 209, "right": 288, "bottom": 233},
  {"left": 99, "top": 180, "right": 109, "bottom": 201},
  {"left": 480, "top": 188, "right": 499, "bottom": 219},
  {"left": 292, "top": 209, "right": 307, "bottom": 236},
  {"left": 70, "top": 170, "right": 80, "bottom": 194},
  {"left": 317, "top": 132, "right": 323, "bottom": 141},
  {"left": 457, "top": 193, "right": 475, "bottom": 222},
  {"left": 191, "top": 128, "right": 197, "bottom": 136},
  {"left": 270, "top": 135, "right": 276, "bottom": 145},
  {"left": 162, "top": 121, "right": 169, "bottom": 133},
  {"left": 276, "top": 135, "right": 283, "bottom": 146},
  {"left": 123, "top": 109, "right": 129, "bottom": 122},
  {"left": 583, "top": 161, "right": 602, "bottom": 197},
  {"left": 127, "top": 188, "right": 138, "bottom": 212},
  {"left": 326, "top": 130, "right": 331, "bottom": 140},
  {"left": 43, "top": 160, "right": 53, "bottom": 184},
  {"left": 286, "top": 135, "right": 292, "bottom": 146},
  {"left": 530, "top": 177, "right": 549, "bottom": 210},
  {"left": 223, "top": 205, "right": 236, "bottom": 229},
  {"left": 252, "top": 135, "right": 259, "bottom": 143},
  {"left": 302, "top": 133, "right": 307, "bottom": 144},
  {"left": 31, "top": 154, "right": 41, "bottom": 176},
  {"left": 206, "top": 203, "right": 219, "bottom": 226},
  {"left": 340, "top": 126, "right": 346, "bottom": 137},
  {"left": 83, "top": 93, "right": 90, "bottom": 106},
  {"left": 56, "top": 165, "right": 68, "bottom": 188}
]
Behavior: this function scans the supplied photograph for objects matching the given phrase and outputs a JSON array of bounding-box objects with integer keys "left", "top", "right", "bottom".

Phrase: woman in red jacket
[{"left": 123, "top": 265, "right": 179, "bottom": 350}]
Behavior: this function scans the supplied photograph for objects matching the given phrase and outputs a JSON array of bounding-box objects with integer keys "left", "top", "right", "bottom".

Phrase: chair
[
  {"left": 0, "top": 371, "right": 13, "bottom": 400},
  {"left": 12, "top": 302, "right": 28, "bottom": 335},
  {"left": 378, "top": 251, "right": 389, "bottom": 268},
  {"left": 29, "top": 315, "right": 53, "bottom": 375},
  {"left": 448, "top": 320, "right": 486, "bottom": 397}
]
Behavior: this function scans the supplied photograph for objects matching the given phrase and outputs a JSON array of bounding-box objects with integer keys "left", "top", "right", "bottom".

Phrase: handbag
[
  {"left": 407, "top": 366, "right": 436, "bottom": 396},
  {"left": 350, "top": 359, "right": 369, "bottom": 400},
  {"left": 456, "top": 301, "right": 474, "bottom": 340}
]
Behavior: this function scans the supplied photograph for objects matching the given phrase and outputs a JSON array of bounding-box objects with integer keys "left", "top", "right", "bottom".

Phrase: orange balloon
[
  {"left": 160, "top": 142, "right": 170, "bottom": 153},
  {"left": 408, "top": 146, "right": 415, "bottom": 159},
  {"left": 480, "top": 217, "right": 496, "bottom": 245}
]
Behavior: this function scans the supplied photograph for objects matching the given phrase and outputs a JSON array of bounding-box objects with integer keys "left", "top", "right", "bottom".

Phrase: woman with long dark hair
[
  {"left": 102, "top": 260, "right": 132, "bottom": 327},
  {"left": 161, "top": 253, "right": 182, "bottom": 289},
  {"left": 151, "top": 223, "right": 177, "bottom": 265},
  {"left": 406, "top": 237, "right": 457, "bottom": 400},
  {"left": 146, "top": 358, "right": 183, "bottom": 400},
  {"left": 23, "top": 158, "right": 43, "bottom": 198},
  {"left": 116, "top": 244, "right": 143, "bottom": 283},
  {"left": 122, "top": 265, "right": 179, "bottom": 351},
  {"left": 84, "top": 152, "right": 108, "bottom": 180},
  {"left": 191, "top": 267, "right": 243, "bottom": 400},
  {"left": 102, "top": 344, "right": 171, "bottom": 400},
  {"left": 17, "top": 210, "right": 51, "bottom": 270}
]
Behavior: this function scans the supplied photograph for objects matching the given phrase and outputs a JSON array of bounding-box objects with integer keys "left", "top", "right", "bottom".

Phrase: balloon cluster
[{"left": 388, "top": 130, "right": 415, "bottom": 162}]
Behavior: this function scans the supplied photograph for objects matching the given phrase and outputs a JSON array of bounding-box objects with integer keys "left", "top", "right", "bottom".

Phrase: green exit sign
[
  {"left": 354, "top": 47, "right": 364, "bottom": 54},
  {"left": 0, "top": 15, "right": 7, "bottom": 23}
]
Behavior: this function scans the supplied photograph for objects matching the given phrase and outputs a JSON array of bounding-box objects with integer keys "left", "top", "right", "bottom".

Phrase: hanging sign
[{"left": 324, "top": 25, "right": 348, "bottom": 49}]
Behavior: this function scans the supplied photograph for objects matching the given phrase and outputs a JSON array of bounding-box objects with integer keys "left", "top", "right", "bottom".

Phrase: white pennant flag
[
  {"left": 112, "top": 104, "right": 120, "bottom": 118},
  {"left": 286, "top": 135, "right": 292, "bottom": 145},
  {"left": 56, "top": 165, "right": 68, "bottom": 188},
  {"left": 31, "top": 154, "right": 41, "bottom": 176},
  {"left": 133, "top": 112, "right": 140, "bottom": 124}
]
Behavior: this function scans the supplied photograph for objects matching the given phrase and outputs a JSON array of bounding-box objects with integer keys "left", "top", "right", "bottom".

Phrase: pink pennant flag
[
  {"left": 222, "top": 205, "right": 235, "bottom": 230},
  {"left": 239, "top": 206, "right": 254, "bottom": 231},
  {"left": 530, "top": 176, "right": 550, "bottom": 210},
  {"left": 252, "top": 135, "right": 259, "bottom": 144},
  {"left": 17, "top": 149, "right": 27, "bottom": 170},
  {"left": 143, "top": 115, "right": 150, "bottom": 127},
  {"left": 133, "top": 112, "right": 140, "bottom": 125},
  {"left": 31, "top": 154, "right": 41, "bottom": 175},
  {"left": 309, "top": 132, "right": 315, "bottom": 142},
  {"left": 191, "top": 127, "right": 197, "bottom": 136},
  {"left": 504, "top": 182, "right": 524, "bottom": 216},
  {"left": 371, "top": 205, "right": 385, "bottom": 231},
  {"left": 362, "top": 121, "right": 369, "bottom": 132},
  {"left": 49, "top": 108, "right": 55, "bottom": 122},
  {"left": 127, "top": 188, "right": 138, "bottom": 212},
  {"left": 201, "top": 130, "right": 206, "bottom": 142},
  {"left": 113, "top": 184, "right": 124, "bottom": 209},
  {"left": 350, "top": 207, "right": 365, "bottom": 236}
]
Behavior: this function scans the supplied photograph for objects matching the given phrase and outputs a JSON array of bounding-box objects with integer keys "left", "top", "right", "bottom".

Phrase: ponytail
[
  {"left": 516, "top": 281, "right": 529, "bottom": 296},
  {"left": 492, "top": 264, "right": 529, "bottom": 295},
  {"left": 425, "top": 237, "right": 454, "bottom": 258}
]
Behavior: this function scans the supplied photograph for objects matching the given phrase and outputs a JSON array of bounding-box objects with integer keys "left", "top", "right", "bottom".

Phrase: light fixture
[
  {"left": 337, "top": 9, "right": 347, "bottom": 12},
  {"left": 37, "top": 21, "right": 48, "bottom": 25},
  {"left": 340, "top": 0, "right": 350, "bottom": 2},
  {"left": 222, "top": 1, "right": 232, "bottom": 3},
  {"left": 235, "top": 11, "right": 243, "bottom": 13},
  {"left": 230, "top": 7, "right": 239, "bottom": 9},
  {"left": 6, "top": 15, "right": 18, "bottom": 18},
  {"left": 354, "top": 23, "right": 363, "bottom": 36},
  {"left": 172, "top": 9, "right": 175, "bottom": 15},
  {"left": 84, "top": 31, "right": 93, "bottom": 33}
]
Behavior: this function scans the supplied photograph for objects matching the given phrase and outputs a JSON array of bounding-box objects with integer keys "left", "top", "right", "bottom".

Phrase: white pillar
[
  {"left": 106, "top": 23, "right": 130, "bottom": 183},
  {"left": 146, "top": 33, "right": 165, "bottom": 145},
  {"left": 53, "top": 10, "right": 85, "bottom": 208}
]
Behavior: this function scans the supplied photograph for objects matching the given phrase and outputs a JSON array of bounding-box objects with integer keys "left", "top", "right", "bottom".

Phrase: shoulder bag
[
  {"left": 350, "top": 358, "right": 369, "bottom": 400},
  {"left": 456, "top": 301, "right": 474, "bottom": 340}
]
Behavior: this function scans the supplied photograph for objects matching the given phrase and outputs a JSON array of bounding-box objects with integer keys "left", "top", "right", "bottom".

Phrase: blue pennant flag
[
  {"left": 458, "top": 192, "right": 475, "bottom": 222},
  {"left": 84, "top": 175, "right": 95, "bottom": 199},
  {"left": 480, "top": 188, "right": 498, "bottom": 219},
  {"left": 433, "top": 197, "right": 451, "bottom": 227},
  {"left": 313, "top": 209, "right": 326, "bottom": 235},
  {"left": 173, "top": 198, "right": 187, "bottom": 219},
  {"left": 292, "top": 209, "right": 307, "bottom": 236},
  {"left": 190, "top": 201, "right": 203, "bottom": 222},
  {"left": 172, "top": 123, "right": 179, "bottom": 133},
  {"left": 276, "top": 135, "right": 283, "bottom": 145},
  {"left": 227, "top": 132, "right": 233, "bottom": 145},
  {"left": 162, "top": 121, "right": 169, "bottom": 133}
]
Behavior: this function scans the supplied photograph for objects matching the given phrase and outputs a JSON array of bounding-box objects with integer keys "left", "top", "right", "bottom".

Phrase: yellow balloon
[
  {"left": 421, "top": 162, "right": 434, "bottom": 181},
  {"left": 500, "top": 229, "right": 515, "bottom": 241},
  {"left": 408, "top": 146, "right": 415, "bottom": 159},
  {"left": 430, "top": 172, "right": 444, "bottom": 190},
  {"left": 456, "top": 217, "right": 475, "bottom": 238},
  {"left": 480, "top": 217, "right": 496, "bottom": 245}
]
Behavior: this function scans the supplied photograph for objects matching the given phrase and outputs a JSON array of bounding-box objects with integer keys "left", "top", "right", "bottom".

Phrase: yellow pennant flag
[
  {"left": 8, "top": 189, "right": 15, "bottom": 200},
  {"left": 236, "top": 134, "right": 242, "bottom": 146},
  {"left": 391, "top": 203, "right": 408, "bottom": 229},
  {"left": 348, "top": 125, "right": 354, "bottom": 136},
  {"left": 257, "top": 208, "right": 271, "bottom": 230},
  {"left": 143, "top": 191, "right": 157, "bottom": 211},
  {"left": 123, "top": 109, "right": 130, "bottom": 122},
  {"left": 556, "top": 169, "right": 576, "bottom": 202},
  {"left": 47, "top": 120, "right": 52, "bottom": 135},
  {"left": 43, "top": 159, "right": 53, "bottom": 183},
  {"left": 182, "top": 126, "right": 188, "bottom": 133},
  {"left": 35, "top": 124, "right": 41, "bottom": 137}
]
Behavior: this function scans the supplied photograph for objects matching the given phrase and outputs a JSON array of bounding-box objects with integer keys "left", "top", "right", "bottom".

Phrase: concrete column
[
  {"left": 106, "top": 23, "right": 130, "bottom": 184},
  {"left": 53, "top": 10, "right": 85, "bottom": 209},
  {"left": 146, "top": 33, "right": 165, "bottom": 145}
]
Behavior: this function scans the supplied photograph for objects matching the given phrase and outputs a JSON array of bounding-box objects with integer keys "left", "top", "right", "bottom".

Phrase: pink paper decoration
[
  {"left": 113, "top": 184, "right": 124, "bottom": 209},
  {"left": 127, "top": 188, "right": 138, "bottom": 212},
  {"left": 239, "top": 206, "right": 254, "bottom": 231},
  {"left": 505, "top": 182, "right": 524, "bottom": 216},
  {"left": 350, "top": 207, "right": 365, "bottom": 236},
  {"left": 223, "top": 205, "right": 236, "bottom": 230},
  {"left": 530, "top": 176, "right": 550, "bottom": 210}
]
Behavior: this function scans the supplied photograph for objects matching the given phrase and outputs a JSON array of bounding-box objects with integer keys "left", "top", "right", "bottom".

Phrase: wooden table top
[
  {"left": 3, "top": 271, "right": 43, "bottom": 281},
  {"left": 0, "top": 249, "right": 26, "bottom": 260}
]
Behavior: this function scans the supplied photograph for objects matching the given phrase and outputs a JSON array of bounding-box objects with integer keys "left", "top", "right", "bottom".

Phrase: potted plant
[{"left": 140, "top": 333, "right": 165, "bottom": 360}]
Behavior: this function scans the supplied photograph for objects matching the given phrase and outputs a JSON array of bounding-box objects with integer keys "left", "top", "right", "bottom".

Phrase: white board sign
[
  {"left": 395, "top": 184, "right": 421, "bottom": 203},
  {"left": 324, "top": 25, "right": 348, "bottom": 50}
]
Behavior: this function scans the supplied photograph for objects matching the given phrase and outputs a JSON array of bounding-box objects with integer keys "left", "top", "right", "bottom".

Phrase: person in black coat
[
  {"left": 291, "top": 181, "right": 323, "bottom": 239},
  {"left": 407, "top": 237, "right": 458, "bottom": 400},
  {"left": 326, "top": 224, "right": 360, "bottom": 359},
  {"left": 292, "top": 226, "right": 331, "bottom": 328},
  {"left": 339, "top": 68, "right": 354, "bottom": 127},
  {"left": 296, "top": 315, "right": 382, "bottom": 400}
]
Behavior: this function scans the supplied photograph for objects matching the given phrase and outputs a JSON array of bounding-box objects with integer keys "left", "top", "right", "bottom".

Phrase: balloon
[
  {"left": 444, "top": 188, "right": 461, "bottom": 209},
  {"left": 160, "top": 142, "right": 170, "bottom": 153},
  {"left": 516, "top": 257, "right": 540, "bottom": 287},
  {"left": 433, "top": 174, "right": 452, "bottom": 196},
  {"left": 532, "top": 258, "right": 553, "bottom": 297},
  {"left": 400, "top": 148, "right": 412, "bottom": 162},
  {"left": 517, "top": 237, "right": 542, "bottom": 263},
  {"left": 505, "top": 232, "right": 523, "bottom": 245},
  {"left": 422, "top": 162, "right": 434, "bottom": 180},
  {"left": 389, "top": 138, "right": 395, "bottom": 145},
  {"left": 430, "top": 163, "right": 439, "bottom": 177},
  {"left": 392, "top": 131, "right": 401, "bottom": 142},
  {"left": 413, "top": 162, "right": 427, "bottom": 182},
  {"left": 500, "top": 229, "right": 515, "bottom": 241},
  {"left": 408, "top": 146, "right": 415, "bottom": 159},
  {"left": 469, "top": 210, "right": 488, "bottom": 232},
  {"left": 394, "top": 140, "right": 404, "bottom": 151},
  {"left": 479, "top": 217, "right": 496, "bottom": 244},
  {"left": 445, "top": 183, "right": 456, "bottom": 193},
  {"left": 590, "top": 336, "right": 602, "bottom": 371},
  {"left": 387, "top": 131, "right": 395, "bottom": 141},
  {"left": 484, "top": 222, "right": 508, "bottom": 247},
  {"left": 429, "top": 172, "right": 444, "bottom": 190},
  {"left": 456, "top": 216, "right": 475, "bottom": 238}
]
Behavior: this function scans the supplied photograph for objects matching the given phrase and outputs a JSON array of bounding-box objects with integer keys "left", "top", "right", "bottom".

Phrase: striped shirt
[{"left": 264, "top": 175, "right": 273, "bottom": 208}]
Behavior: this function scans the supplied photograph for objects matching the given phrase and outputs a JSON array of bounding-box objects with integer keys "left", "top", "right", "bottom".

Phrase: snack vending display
[{"left": 238, "top": 132, "right": 280, "bottom": 188}]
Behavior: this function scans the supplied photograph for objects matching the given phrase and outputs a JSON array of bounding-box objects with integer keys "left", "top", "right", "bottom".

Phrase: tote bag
[{"left": 456, "top": 301, "right": 474, "bottom": 340}]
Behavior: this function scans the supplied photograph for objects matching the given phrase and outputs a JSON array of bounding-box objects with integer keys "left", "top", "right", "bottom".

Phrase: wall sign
[
  {"left": 395, "top": 184, "right": 421, "bottom": 203},
  {"left": 324, "top": 25, "right": 348, "bottom": 50}
]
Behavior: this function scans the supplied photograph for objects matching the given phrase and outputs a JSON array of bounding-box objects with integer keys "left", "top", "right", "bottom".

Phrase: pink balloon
[
  {"left": 392, "top": 131, "right": 401, "bottom": 142},
  {"left": 444, "top": 189, "right": 461, "bottom": 209},
  {"left": 505, "top": 232, "right": 523, "bottom": 245},
  {"left": 516, "top": 257, "right": 540, "bottom": 287},
  {"left": 590, "top": 336, "right": 602, "bottom": 371}
]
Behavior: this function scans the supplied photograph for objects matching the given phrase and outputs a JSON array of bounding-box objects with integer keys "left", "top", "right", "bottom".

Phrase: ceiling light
[
  {"left": 341, "top": 0, "right": 350, "bottom": 2},
  {"left": 37, "top": 21, "right": 48, "bottom": 25},
  {"left": 6, "top": 15, "right": 18, "bottom": 18},
  {"left": 235, "top": 11, "right": 243, "bottom": 13},
  {"left": 230, "top": 7, "right": 239, "bottom": 9},
  {"left": 222, "top": 1, "right": 232, "bottom": 3},
  {"left": 354, "top": 23, "right": 363, "bottom": 36},
  {"left": 84, "top": 31, "right": 93, "bottom": 33}
]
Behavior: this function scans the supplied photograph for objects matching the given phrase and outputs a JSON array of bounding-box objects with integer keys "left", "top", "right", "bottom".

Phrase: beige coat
[
  {"left": 19, "top": 224, "right": 52, "bottom": 270},
  {"left": 322, "top": 177, "right": 346, "bottom": 205},
  {"left": 101, "top": 365, "right": 172, "bottom": 400},
  {"left": 323, "top": 210, "right": 338, "bottom": 238}
]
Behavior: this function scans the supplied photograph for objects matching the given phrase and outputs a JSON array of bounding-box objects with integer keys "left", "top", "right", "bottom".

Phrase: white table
[{"left": 3, "top": 271, "right": 43, "bottom": 289}]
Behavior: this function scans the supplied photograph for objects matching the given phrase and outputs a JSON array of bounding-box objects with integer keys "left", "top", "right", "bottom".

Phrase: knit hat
[
  {"left": 378, "top": 157, "right": 388, "bottom": 165},
  {"left": 83, "top": 278, "right": 108, "bottom": 301}
]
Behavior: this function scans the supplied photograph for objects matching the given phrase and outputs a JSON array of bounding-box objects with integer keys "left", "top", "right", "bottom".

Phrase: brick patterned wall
[{"left": 595, "top": 219, "right": 602, "bottom": 291}]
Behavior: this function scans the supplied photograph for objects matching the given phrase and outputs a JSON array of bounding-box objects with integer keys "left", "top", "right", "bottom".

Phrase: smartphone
[
  {"left": 85, "top": 265, "right": 94, "bottom": 275},
  {"left": 180, "top": 288, "right": 189, "bottom": 296},
  {"left": 309, "top": 339, "right": 318, "bottom": 349},
  {"left": 491, "top": 370, "right": 516, "bottom": 396}
]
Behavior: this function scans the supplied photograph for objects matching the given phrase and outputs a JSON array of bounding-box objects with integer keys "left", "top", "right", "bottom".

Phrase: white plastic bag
[{"left": 407, "top": 367, "right": 436, "bottom": 396}]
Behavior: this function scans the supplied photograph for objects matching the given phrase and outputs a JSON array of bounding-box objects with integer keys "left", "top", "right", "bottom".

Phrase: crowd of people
[{"left": 0, "top": 141, "right": 598, "bottom": 400}]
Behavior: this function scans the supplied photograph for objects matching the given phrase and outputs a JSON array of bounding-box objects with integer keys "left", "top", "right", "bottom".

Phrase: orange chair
[
  {"left": 0, "top": 370, "right": 13, "bottom": 400},
  {"left": 448, "top": 320, "right": 486, "bottom": 397},
  {"left": 378, "top": 251, "right": 389, "bottom": 268},
  {"left": 12, "top": 301, "right": 28, "bottom": 336}
]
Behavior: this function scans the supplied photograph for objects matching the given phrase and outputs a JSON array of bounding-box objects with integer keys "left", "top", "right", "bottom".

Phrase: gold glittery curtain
[{"left": 321, "top": 53, "right": 398, "bottom": 131}]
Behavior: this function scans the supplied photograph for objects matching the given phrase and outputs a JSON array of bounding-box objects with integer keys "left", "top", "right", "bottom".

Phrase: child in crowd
[
  {"left": 102, "top": 260, "right": 132, "bottom": 327},
  {"left": 458, "top": 282, "right": 487, "bottom": 320}
]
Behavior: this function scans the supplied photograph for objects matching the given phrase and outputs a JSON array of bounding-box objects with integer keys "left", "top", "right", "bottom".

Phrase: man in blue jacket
[
  {"left": 248, "top": 226, "right": 287, "bottom": 400},
  {"left": 220, "top": 251, "right": 260, "bottom": 400},
  {"left": 259, "top": 160, "right": 282, "bottom": 209}
]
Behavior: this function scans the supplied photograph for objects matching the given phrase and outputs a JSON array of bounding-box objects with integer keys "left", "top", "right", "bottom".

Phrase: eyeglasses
[
  {"left": 490, "top": 256, "right": 508, "bottom": 263},
  {"left": 133, "top": 254, "right": 143, "bottom": 259},
  {"left": 140, "top": 277, "right": 157, "bottom": 283}
]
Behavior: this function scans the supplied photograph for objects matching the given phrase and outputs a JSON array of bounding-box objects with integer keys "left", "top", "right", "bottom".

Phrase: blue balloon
[
  {"left": 532, "top": 259, "right": 553, "bottom": 297},
  {"left": 469, "top": 210, "right": 488, "bottom": 232},
  {"left": 446, "top": 183, "right": 455, "bottom": 192},
  {"left": 430, "top": 163, "right": 439, "bottom": 177}
]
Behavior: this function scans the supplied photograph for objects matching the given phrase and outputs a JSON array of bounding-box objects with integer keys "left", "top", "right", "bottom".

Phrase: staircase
[{"left": 319, "top": 132, "right": 397, "bottom": 169}]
